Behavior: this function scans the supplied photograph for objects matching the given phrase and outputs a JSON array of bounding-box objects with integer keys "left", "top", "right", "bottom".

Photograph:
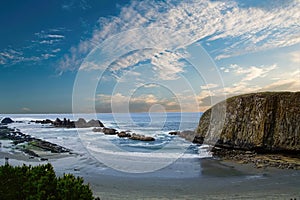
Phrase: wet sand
[
  {"left": 84, "top": 158, "right": 300, "bottom": 200},
  {"left": 1, "top": 149, "right": 299, "bottom": 200}
]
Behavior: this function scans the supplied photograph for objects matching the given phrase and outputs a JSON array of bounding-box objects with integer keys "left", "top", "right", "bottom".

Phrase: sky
[{"left": 0, "top": 0, "right": 299, "bottom": 114}]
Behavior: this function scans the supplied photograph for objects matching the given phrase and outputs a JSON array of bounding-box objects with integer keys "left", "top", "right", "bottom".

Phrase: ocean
[{"left": 1, "top": 112, "right": 211, "bottom": 177}]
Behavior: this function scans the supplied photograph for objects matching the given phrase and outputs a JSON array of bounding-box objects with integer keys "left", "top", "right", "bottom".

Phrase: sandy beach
[
  {"left": 1, "top": 145, "right": 300, "bottom": 200},
  {"left": 84, "top": 158, "right": 300, "bottom": 200}
]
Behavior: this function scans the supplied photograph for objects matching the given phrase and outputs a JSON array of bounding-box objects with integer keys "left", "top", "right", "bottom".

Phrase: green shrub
[{"left": 0, "top": 163, "right": 95, "bottom": 200}]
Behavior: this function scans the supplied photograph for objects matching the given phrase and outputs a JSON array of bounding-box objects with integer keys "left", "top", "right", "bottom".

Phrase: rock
[
  {"left": 178, "top": 130, "right": 196, "bottom": 142},
  {"left": 118, "top": 131, "right": 131, "bottom": 138},
  {"left": 75, "top": 118, "right": 87, "bottom": 127},
  {"left": 34, "top": 119, "right": 53, "bottom": 124},
  {"left": 87, "top": 119, "right": 104, "bottom": 127},
  {"left": 92, "top": 128, "right": 103, "bottom": 132},
  {"left": 129, "top": 133, "right": 155, "bottom": 141},
  {"left": 192, "top": 136, "right": 204, "bottom": 144},
  {"left": 50, "top": 118, "right": 104, "bottom": 128},
  {"left": 1, "top": 117, "right": 14, "bottom": 124},
  {"left": 196, "top": 92, "right": 300, "bottom": 153},
  {"left": 53, "top": 118, "right": 75, "bottom": 128},
  {"left": 102, "top": 128, "right": 117, "bottom": 135},
  {"left": 169, "top": 131, "right": 178, "bottom": 135}
]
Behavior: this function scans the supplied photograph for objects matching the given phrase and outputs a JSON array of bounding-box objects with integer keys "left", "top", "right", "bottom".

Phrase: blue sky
[{"left": 1, "top": 0, "right": 299, "bottom": 113}]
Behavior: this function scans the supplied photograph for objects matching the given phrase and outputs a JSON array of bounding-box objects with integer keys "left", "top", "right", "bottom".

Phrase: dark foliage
[{"left": 0, "top": 163, "right": 95, "bottom": 200}]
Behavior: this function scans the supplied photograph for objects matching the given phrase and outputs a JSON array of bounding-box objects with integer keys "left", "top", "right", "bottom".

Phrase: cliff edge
[{"left": 197, "top": 92, "right": 300, "bottom": 153}]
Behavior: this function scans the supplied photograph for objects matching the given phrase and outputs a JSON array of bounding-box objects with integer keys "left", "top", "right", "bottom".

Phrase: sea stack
[{"left": 196, "top": 92, "right": 300, "bottom": 153}]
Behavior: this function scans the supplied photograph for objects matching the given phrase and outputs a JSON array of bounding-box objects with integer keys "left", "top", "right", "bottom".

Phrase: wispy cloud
[
  {"left": 197, "top": 62, "right": 299, "bottom": 111},
  {"left": 1, "top": 29, "right": 66, "bottom": 66},
  {"left": 59, "top": 0, "right": 300, "bottom": 72},
  {"left": 62, "top": 0, "right": 91, "bottom": 11},
  {"left": 200, "top": 83, "right": 219, "bottom": 90},
  {"left": 221, "top": 64, "right": 277, "bottom": 82},
  {"left": 21, "top": 107, "right": 31, "bottom": 112},
  {"left": 34, "top": 30, "right": 65, "bottom": 45},
  {"left": 290, "top": 51, "right": 300, "bottom": 64}
]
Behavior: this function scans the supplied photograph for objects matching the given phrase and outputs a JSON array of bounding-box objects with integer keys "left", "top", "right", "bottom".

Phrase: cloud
[
  {"left": 1, "top": 29, "right": 66, "bottom": 66},
  {"left": 143, "top": 83, "right": 159, "bottom": 88},
  {"left": 224, "top": 64, "right": 277, "bottom": 81},
  {"left": 197, "top": 63, "right": 299, "bottom": 111},
  {"left": 260, "top": 69, "right": 300, "bottom": 91},
  {"left": 200, "top": 83, "right": 219, "bottom": 90},
  {"left": 21, "top": 107, "right": 31, "bottom": 112},
  {"left": 59, "top": 0, "right": 300, "bottom": 72},
  {"left": 62, "top": 0, "right": 91, "bottom": 11},
  {"left": 34, "top": 30, "right": 65, "bottom": 45},
  {"left": 95, "top": 93, "right": 180, "bottom": 113},
  {"left": 46, "top": 34, "right": 65, "bottom": 39},
  {"left": 290, "top": 51, "right": 300, "bottom": 63}
]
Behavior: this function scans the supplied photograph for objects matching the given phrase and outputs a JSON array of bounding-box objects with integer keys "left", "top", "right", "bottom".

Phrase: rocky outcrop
[
  {"left": 53, "top": 118, "right": 75, "bottom": 128},
  {"left": 196, "top": 92, "right": 300, "bottom": 153},
  {"left": 0, "top": 126, "right": 71, "bottom": 156},
  {"left": 92, "top": 128, "right": 155, "bottom": 141},
  {"left": 1, "top": 117, "right": 14, "bottom": 124},
  {"left": 33, "top": 118, "right": 104, "bottom": 128}
]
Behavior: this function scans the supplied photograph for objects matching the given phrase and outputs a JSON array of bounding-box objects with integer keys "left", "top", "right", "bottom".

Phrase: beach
[
  {"left": 1, "top": 113, "right": 299, "bottom": 199},
  {"left": 1, "top": 150, "right": 299, "bottom": 200},
  {"left": 86, "top": 159, "right": 300, "bottom": 200}
]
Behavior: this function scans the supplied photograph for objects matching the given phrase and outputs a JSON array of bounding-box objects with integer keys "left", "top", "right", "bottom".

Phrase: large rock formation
[{"left": 197, "top": 92, "right": 300, "bottom": 153}]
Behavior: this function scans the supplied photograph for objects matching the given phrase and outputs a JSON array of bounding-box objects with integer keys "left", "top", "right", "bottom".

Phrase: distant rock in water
[
  {"left": 102, "top": 127, "right": 117, "bottom": 135},
  {"left": 33, "top": 118, "right": 104, "bottom": 128},
  {"left": 129, "top": 133, "right": 155, "bottom": 142},
  {"left": 1, "top": 117, "right": 14, "bottom": 124},
  {"left": 117, "top": 131, "right": 131, "bottom": 138},
  {"left": 196, "top": 92, "right": 300, "bottom": 153},
  {"left": 53, "top": 118, "right": 75, "bottom": 128}
]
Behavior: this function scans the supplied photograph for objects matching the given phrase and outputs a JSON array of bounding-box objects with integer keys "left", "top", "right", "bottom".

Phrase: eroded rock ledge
[{"left": 195, "top": 92, "right": 300, "bottom": 169}]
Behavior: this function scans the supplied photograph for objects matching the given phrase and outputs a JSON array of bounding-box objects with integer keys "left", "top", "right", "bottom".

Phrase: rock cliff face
[{"left": 197, "top": 92, "right": 300, "bottom": 153}]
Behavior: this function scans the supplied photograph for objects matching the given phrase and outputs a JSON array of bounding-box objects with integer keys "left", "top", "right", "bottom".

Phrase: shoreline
[
  {"left": 86, "top": 158, "right": 300, "bottom": 200},
  {"left": 1, "top": 149, "right": 299, "bottom": 199}
]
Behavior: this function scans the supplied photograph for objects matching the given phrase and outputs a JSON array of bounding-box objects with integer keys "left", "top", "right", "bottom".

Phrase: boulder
[
  {"left": 75, "top": 118, "right": 87, "bottom": 128},
  {"left": 118, "top": 131, "right": 131, "bottom": 138},
  {"left": 1, "top": 117, "right": 14, "bottom": 124},
  {"left": 34, "top": 119, "right": 53, "bottom": 124},
  {"left": 92, "top": 128, "right": 103, "bottom": 132},
  {"left": 87, "top": 119, "right": 104, "bottom": 127},
  {"left": 102, "top": 128, "right": 117, "bottom": 135},
  {"left": 53, "top": 118, "right": 75, "bottom": 128},
  {"left": 196, "top": 92, "right": 300, "bottom": 153},
  {"left": 129, "top": 133, "right": 155, "bottom": 141},
  {"left": 53, "top": 118, "right": 62, "bottom": 126},
  {"left": 168, "top": 131, "right": 178, "bottom": 135}
]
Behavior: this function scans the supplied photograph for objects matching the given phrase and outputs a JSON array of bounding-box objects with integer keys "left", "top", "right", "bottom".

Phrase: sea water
[{"left": 1, "top": 112, "right": 212, "bottom": 178}]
